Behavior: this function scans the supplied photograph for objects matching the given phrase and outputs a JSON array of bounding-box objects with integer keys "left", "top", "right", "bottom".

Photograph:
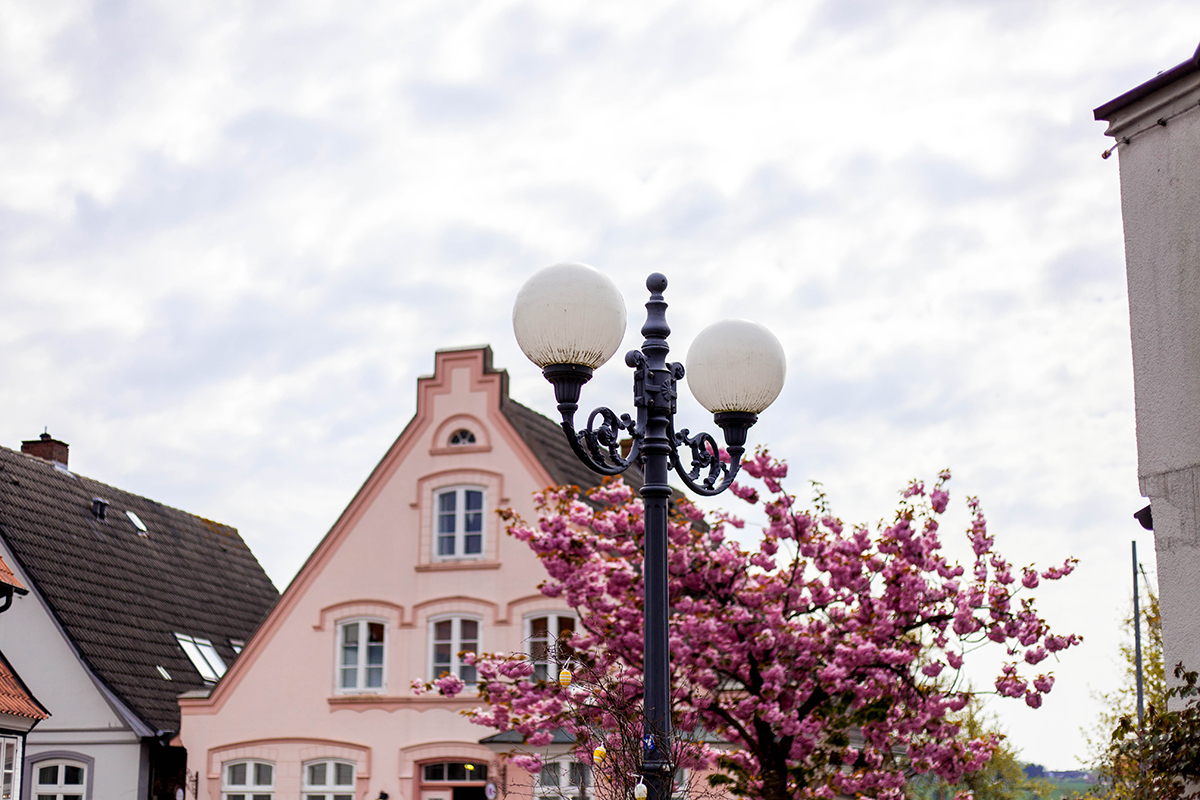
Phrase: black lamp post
[{"left": 513, "top": 263, "right": 786, "bottom": 800}]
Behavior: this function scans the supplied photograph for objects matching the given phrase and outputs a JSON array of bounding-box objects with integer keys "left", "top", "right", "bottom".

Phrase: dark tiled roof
[
  {"left": 0, "top": 649, "right": 47, "bottom": 721},
  {"left": 0, "top": 446, "right": 278, "bottom": 735},
  {"left": 500, "top": 398, "right": 644, "bottom": 494}
]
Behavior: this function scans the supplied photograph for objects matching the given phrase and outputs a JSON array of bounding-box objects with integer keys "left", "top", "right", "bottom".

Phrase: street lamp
[{"left": 513, "top": 262, "right": 785, "bottom": 800}]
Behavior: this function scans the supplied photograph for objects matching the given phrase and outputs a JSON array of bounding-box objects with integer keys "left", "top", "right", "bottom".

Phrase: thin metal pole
[
  {"left": 1133, "top": 540, "right": 1144, "bottom": 731},
  {"left": 638, "top": 275, "right": 674, "bottom": 800}
]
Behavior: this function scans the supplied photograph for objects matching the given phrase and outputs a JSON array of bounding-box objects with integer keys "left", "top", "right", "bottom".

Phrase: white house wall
[
  {"left": 1106, "top": 67, "right": 1200, "bottom": 678},
  {"left": 0, "top": 536, "right": 145, "bottom": 799}
]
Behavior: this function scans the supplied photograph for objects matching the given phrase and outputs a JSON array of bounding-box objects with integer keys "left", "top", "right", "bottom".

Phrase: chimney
[{"left": 22, "top": 432, "right": 69, "bottom": 467}]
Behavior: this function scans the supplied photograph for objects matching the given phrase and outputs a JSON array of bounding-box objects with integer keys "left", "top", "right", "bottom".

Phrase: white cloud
[{"left": 1, "top": 0, "right": 1197, "bottom": 770}]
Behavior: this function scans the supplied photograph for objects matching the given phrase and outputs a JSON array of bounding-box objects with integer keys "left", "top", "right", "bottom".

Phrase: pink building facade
[{"left": 178, "top": 347, "right": 601, "bottom": 800}]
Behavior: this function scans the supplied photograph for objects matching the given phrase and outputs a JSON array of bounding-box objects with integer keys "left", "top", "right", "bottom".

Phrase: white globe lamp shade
[
  {"left": 685, "top": 319, "right": 786, "bottom": 414},
  {"left": 513, "top": 262, "right": 627, "bottom": 369}
]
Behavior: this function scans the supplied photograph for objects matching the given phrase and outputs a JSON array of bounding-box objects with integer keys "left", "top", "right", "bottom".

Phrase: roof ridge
[{"left": 1, "top": 444, "right": 240, "bottom": 534}]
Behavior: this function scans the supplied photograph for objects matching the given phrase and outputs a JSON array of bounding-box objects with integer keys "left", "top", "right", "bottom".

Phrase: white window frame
[
  {"left": 175, "top": 633, "right": 227, "bottom": 682},
  {"left": 0, "top": 734, "right": 18, "bottom": 800},
  {"left": 525, "top": 613, "right": 577, "bottom": 682},
  {"left": 535, "top": 758, "right": 592, "bottom": 799},
  {"left": 336, "top": 618, "right": 387, "bottom": 694},
  {"left": 302, "top": 759, "right": 356, "bottom": 800},
  {"left": 32, "top": 758, "right": 88, "bottom": 800},
  {"left": 421, "top": 761, "right": 489, "bottom": 783},
  {"left": 221, "top": 759, "right": 274, "bottom": 800},
  {"left": 433, "top": 486, "right": 486, "bottom": 560},
  {"left": 448, "top": 429, "right": 476, "bottom": 446},
  {"left": 0, "top": 736, "right": 22, "bottom": 800},
  {"left": 429, "top": 616, "right": 480, "bottom": 685}
]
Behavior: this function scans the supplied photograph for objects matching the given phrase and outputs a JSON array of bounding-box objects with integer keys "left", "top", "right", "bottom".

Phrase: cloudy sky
[{"left": 3, "top": 0, "right": 1197, "bottom": 769}]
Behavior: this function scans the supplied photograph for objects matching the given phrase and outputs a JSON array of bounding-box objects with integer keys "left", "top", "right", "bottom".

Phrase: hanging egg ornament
[
  {"left": 558, "top": 668, "right": 573, "bottom": 688},
  {"left": 592, "top": 746, "right": 606, "bottom": 764},
  {"left": 633, "top": 780, "right": 648, "bottom": 800}
]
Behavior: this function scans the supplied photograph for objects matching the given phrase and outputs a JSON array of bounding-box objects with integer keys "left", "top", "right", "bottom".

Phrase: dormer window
[{"left": 448, "top": 429, "right": 476, "bottom": 446}]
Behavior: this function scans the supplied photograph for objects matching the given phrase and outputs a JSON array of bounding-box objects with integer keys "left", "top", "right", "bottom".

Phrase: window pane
[
  {"left": 424, "top": 764, "right": 444, "bottom": 782},
  {"left": 434, "top": 620, "right": 452, "bottom": 640},
  {"left": 197, "top": 640, "right": 228, "bottom": 677},
  {"left": 366, "top": 666, "right": 383, "bottom": 687},
  {"left": 460, "top": 664, "right": 477, "bottom": 684},
  {"left": 474, "top": 765, "right": 488, "bottom": 780},
  {"left": 342, "top": 624, "right": 359, "bottom": 645},
  {"left": 38, "top": 766, "right": 58, "bottom": 785},
  {"left": 254, "top": 763, "right": 273, "bottom": 786},
  {"left": 460, "top": 620, "right": 478, "bottom": 640},
  {"left": 64, "top": 796, "right": 83, "bottom": 800},
  {"left": 334, "top": 763, "right": 354, "bottom": 785},
  {"left": 309, "top": 763, "right": 327, "bottom": 786},
  {"left": 306, "top": 796, "right": 327, "bottom": 800},
  {"left": 252, "top": 795, "right": 272, "bottom": 800},
  {"left": 367, "top": 622, "right": 384, "bottom": 643},
  {"left": 438, "top": 515, "right": 456, "bottom": 535},
  {"left": 178, "top": 636, "right": 219, "bottom": 681},
  {"left": 64, "top": 766, "right": 84, "bottom": 784},
  {"left": 448, "top": 763, "right": 467, "bottom": 781},
  {"left": 465, "top": 490, "right": 483, "bottom": 510},
  {"left": 540, "top": 763, "right": 561, "bottom": 787},
  {"left": 464, "top": 533, "right": 482, "bottom": 554},
  {"left": 438, "top": 535, "right": 456, "bottom": 555},
  {"left": 434, "top": 643, "right": 451, "bottom": 663},
  {"left": 341, "top": 667, "right": 357, "bottom": 688},
  {"left": 439, "top": 492, "right": 456, "bottom": 513},
  {"left": 228, "top": 763, "right": 247, "bottom": 785},
  {"left": 464, "top": 512, "right": 482, "bottom": 533},
  {"left": 570, "top": 763, "right": 591, "bottom": 787}
]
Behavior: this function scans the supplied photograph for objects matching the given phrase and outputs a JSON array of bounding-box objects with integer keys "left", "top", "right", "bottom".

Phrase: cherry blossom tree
[{"left": 415, "top": 451, "right": 1079, "bottom": 800}]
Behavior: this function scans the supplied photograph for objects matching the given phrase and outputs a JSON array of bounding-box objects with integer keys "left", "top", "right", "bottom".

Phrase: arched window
[
  {"left": 449, "top": 429, "right": 476, "bottom": 446},
  {"left": 303, "top": 760, "right": 355, "bottom": 800},
  {"left": 434, "top": 486, "right": 485, "bottom": 558},
  {"left": 222, "top": 760, "right": 274, "bottom": 800},
  {"left": 337, "top": 619, "right": 386, "bottom": 692},
  {"left": 33, "top": 760, "right": 87, "bottom": 800},
  {"left": 430, "top": 616, "right": 479, "bottom": 684}
]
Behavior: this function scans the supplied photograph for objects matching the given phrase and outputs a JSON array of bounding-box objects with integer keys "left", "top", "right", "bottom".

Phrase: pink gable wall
[{"left": 178, "top": 347, "right": 579, "bottom": 800}]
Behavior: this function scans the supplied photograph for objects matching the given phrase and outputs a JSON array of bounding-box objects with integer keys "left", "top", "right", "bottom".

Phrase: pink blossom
[{"left": 422, "top": 456, "right": 1078, "bottom": 800}]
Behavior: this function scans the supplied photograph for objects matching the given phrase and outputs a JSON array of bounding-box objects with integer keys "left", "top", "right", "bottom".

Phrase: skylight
[
  {"left": 174, "top": 633, "right": 227, "bottom": 682},
  {"left": 126, "top": 510, "right": 148, "bottom": 534}
]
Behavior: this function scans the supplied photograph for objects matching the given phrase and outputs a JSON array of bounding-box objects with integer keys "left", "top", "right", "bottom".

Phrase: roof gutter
[{"left": 1095, "top": 41, "right": 1200, "bottom": 120}]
